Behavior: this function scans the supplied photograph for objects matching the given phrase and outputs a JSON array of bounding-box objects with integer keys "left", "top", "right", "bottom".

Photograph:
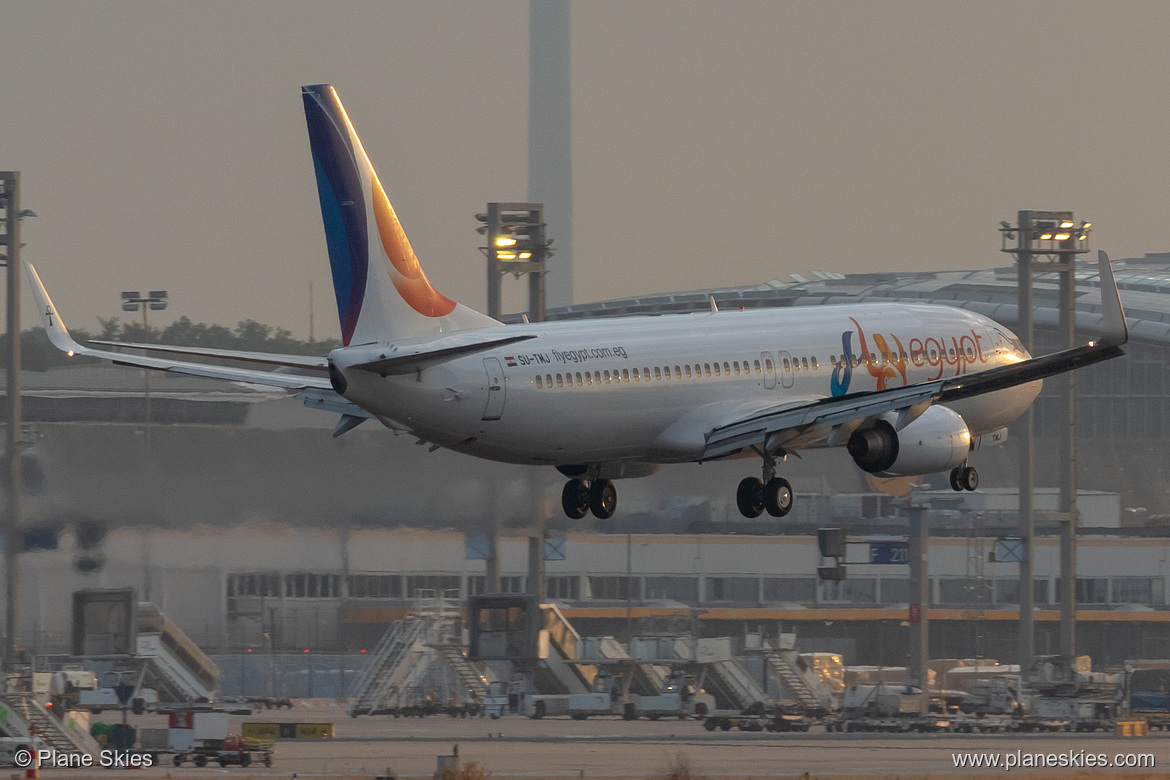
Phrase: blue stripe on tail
[{"left": 303, "top": 85, "right": 368, "bottom": 346}]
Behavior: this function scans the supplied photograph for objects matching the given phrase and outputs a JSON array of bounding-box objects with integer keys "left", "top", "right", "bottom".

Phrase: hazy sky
[{"left": 3, "top": 1, "right": 1169, "bottom": 340}]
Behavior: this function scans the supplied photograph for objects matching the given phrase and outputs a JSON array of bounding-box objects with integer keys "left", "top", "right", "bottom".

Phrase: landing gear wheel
[
  {"left": 561, "top": 479, "right": 590, "bottom": 519},
  {"left": 589, "top": 479, "right": 618, "bottom": 519},
  {"left": 736, "top": 477, "right": 765, "bottom": 518},
  {"left": 949, "top": 467, "right": 964, "bottom": 492},
  {"left": 763, "top": 477, "right": 794, "bottom": 518},
  {"left": 961, "top": 466, "right": 979, "bottom": 491}
]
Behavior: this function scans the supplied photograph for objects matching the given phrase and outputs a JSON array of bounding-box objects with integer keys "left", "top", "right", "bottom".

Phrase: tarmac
[{"left": 21, "top": 706, "right": 1170, "bottom": 779}]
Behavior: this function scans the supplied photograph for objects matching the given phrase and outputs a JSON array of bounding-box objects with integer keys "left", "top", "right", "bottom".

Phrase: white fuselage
[{"left": 332, "top": 302, "right": 1040, "bottom": 466}]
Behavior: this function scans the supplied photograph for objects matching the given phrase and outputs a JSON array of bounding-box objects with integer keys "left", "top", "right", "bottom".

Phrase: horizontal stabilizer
[
  {"left": 350, "top": 332, "right": 538, "bottom": 376},
  {"left": 333, "top": 414, "right": 368, "bottom": 438}
]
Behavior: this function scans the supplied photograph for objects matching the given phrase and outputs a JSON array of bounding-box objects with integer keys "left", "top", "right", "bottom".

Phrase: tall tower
[{"left": 528, "top": 0, "right": 573, "bottom": 309}]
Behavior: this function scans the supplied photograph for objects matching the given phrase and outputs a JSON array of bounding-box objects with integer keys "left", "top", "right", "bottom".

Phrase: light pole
[
  {"left": 0, "top": 172, "right": 36, "bottom": 675},
  {"left": 119, "top": 291, "right": 167, "bottom": 453},
  {"left": 1001, "top": 214, "right": 1090, "bottom": 682}
]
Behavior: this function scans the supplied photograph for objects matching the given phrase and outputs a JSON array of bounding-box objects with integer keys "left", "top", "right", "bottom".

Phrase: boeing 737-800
[{"left": 26, "top": 85, "right": 1129, "bottom": 521}]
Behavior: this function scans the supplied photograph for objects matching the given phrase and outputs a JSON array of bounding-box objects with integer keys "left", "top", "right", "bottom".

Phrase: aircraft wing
[
  {"left": 702, "top": 250, "right": 1129, "bottom": 460},
  {"left": 87, "top": 340, "right": 328, "bottom": 370},
  {"left": 25, "top": 263, "right": 333, "bottom": 391}
]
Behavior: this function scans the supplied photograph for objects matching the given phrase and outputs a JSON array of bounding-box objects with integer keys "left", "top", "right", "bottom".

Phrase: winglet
[
  {"left": 1097, "top": 250, "right": 1128, "bottom": 347},
  {"left": 24, "top": 262, "right": 84, "bottom": 357}
]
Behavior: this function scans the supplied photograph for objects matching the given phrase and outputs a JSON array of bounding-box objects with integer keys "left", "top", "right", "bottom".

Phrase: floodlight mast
[
  {"left": 1000, "top": 211, "right": 1090, "bottom": 684},
  {"left": 0, "top": 172, "right": 35, "bottom": 674},
  {"left": 119, "top": 291, "right": 168, "bottom": 454},
  {"left": 477, "top": 203, "right": 552, "bottom": 322}
]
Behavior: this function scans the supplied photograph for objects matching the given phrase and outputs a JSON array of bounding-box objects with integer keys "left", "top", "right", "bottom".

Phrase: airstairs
[
  {"left": 435, "top": 644, "right": 489, "bottom": 704},
  {"left": 540, "top": 604, "right": 596, "bottom": 692},
  {"left": 136, "top": 603, "right": 220, "bottom": 703},
  {"left": 0, "top": 694, "right": 102, "bottom": 754},
  {"left": 349, "top": 591, "right": 487, "bottom": 715},
  {"left": 589, "top": 635, "right": 670, "bottom": 695},
  {"left": 761, "top": 645, "right": 837, "bottom": 712},
  {"left": 702, "top": 659, "right": 770, "bottom": 711}
]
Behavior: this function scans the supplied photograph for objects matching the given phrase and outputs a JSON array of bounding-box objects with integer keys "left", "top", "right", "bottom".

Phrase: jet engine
[{"left": 846, "top": 405, "right": 971, "bottom": 477}]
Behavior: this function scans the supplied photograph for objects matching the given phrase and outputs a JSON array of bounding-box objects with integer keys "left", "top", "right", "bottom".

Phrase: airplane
[{"left": 25, "top": 84, "right": 1129, "bottom": 521}]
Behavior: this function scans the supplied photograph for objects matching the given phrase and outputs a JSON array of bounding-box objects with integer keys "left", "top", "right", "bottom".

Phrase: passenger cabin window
[
  {"left": 801, "top": 357, "right": 809, "bottom": 370},
  {"left": 733, "top": 361, "right": 741, "bottom": 374},
  {"left": 536, "top": 375, "right": 543, "bottom": 388},
  {"left": 654, "top": 367, "right": 662, "bottom": 380},
  {"left": 811, "top": 357, "right": 819, "bottom": 370},
  {"left": 704, "top": 363, "right": 712, "bottom": 377},
  {"left": 782, "top": 357, "right": 790, "bottom": 371},
  {"left": 622, "top": 369, "right": 630, "bottom": 382},
  {"left": 713, "top": 363, "right": 721, "bottom": 377},
  {"left": 754, "top": 360, "right": 762, "bottom": 373},
  {"left": 556, "top": 374, "right": 564, "bottom": 387}
]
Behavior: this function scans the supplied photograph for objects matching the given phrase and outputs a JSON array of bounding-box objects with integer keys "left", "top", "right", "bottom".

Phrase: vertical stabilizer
[{"left": 302, "top": 85, "right": 499, "bottom": 346}]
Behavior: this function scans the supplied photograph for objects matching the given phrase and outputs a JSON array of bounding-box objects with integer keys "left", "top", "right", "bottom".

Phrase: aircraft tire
[
  {"left": 561, "top": 479, "right": 590, "bottom": 519},
  {"left": 949, "top": 467, "right": 964, "bottom": 492},
  {"left": 763, "top": 477, "right": 794, "bottom": 518},
  {"left": 961, "top": 466, "right": 979, "bottom": 491},
  {"left": 736, "top": 477, "right": 765, "bottom": 518},
  {"left": 589, "top": 479, "right": 618, "bottom": 519}
]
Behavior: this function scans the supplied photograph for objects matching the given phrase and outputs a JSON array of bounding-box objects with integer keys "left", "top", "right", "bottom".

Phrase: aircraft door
[
  {"left": 761, "top": 352, "right": 776, "bottom": 390},
  {"left": 482, "top": 357, "right": 506, "bottom": 421},
  {"left": 777, "top": 350, "right": 795, "bottom": 388}
]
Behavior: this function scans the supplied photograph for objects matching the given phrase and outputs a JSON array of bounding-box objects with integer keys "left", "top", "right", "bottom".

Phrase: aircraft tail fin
[{"left": 301, "top": 85, "right": 499, "bottom": 346}]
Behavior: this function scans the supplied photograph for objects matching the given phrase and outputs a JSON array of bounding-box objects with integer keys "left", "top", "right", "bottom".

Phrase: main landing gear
[
  {"left": 949, "top": 463, "right": 979, "bottom": 492},
  {"left": 562, "top": 478, "right": 618, "bottom": 520},
  {"left": 736, "top": 451, "right": 793, "bottom": 519}
]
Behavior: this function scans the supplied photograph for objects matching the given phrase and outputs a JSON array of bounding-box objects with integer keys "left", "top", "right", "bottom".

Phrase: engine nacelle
[{"left": 846, "top": 405, "right": 971, "bottom": 477}]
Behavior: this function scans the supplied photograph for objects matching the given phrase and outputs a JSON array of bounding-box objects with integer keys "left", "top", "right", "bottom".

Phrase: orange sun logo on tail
[{"left": 370, "top": 173, "right": 456, "bottom": 318}]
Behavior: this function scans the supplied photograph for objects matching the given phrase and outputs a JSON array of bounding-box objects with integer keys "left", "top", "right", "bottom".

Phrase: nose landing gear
[
  {"left": 561, "top": 478, "right": 618, "bottom": 519},
  {"left": 736, "top": 451, "right": 793, "bottom": 518}
]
